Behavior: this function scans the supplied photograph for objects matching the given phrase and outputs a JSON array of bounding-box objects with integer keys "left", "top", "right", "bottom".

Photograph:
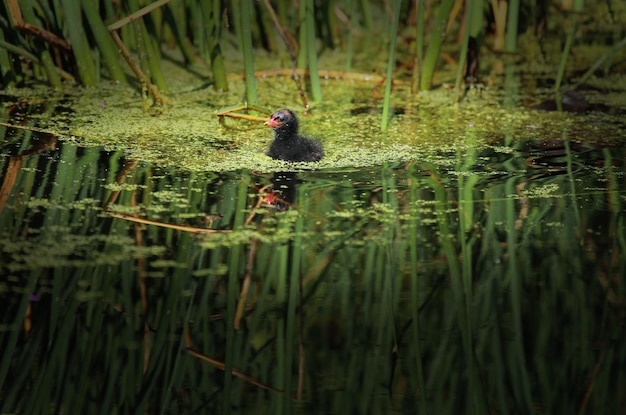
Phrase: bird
[{"left": 264, "top": 109, "right": 324, "bottom": 162}]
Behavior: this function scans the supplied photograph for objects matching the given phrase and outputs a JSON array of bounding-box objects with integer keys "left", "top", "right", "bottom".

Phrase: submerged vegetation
[{"left": 1, "top": 124, "right": 625, "bottom": 413}]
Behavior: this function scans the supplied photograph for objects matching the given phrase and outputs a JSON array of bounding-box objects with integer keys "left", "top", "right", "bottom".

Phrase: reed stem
[
  {"left": 572, "top": 35, "right": 626, "bottom": 90},
  {"left": 359, "top": 0, "right": 373, "bottom": 30},
  {"left": 555, "top": 22, "right": 576, "bottom": 110},
  {"left": 419, "top": 0, "right": 455, "bottom": 90},
  {"left": 453, "top": 10, "right": 471, "bottom": 103},
  {"left": 305, "top": 0, "right": 322, "bottom": 103},
  {"left": 381, "top": 0, "right": 402, "bottom": 131},
  {"left": 60, "top": 0, "right": 96, "bottom": 86},
  {"left": 207, "top": 0, "right": 229, "bottom": 90},
  {"left": 345, "top": 0, "right": 355, "bottom": 71},
  {"left": 241, "top": 0, "right": 258, "bottom": 105},
  {"left": 412, "top": 0, "right": 425, "bottom": 92},
  {"left": 81, "top": 0, "right": 126, "bottom": 83},
  {"left": 505, "top": 0, "right": 520, "bottom": 52}
]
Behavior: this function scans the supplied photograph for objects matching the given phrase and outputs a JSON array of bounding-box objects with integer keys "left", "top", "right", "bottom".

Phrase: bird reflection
[{"left": 263, "top": 172, "right": 301, "bottom": 212}]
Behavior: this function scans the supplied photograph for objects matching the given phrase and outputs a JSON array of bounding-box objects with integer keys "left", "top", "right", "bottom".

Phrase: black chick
[{"left": 265, "top": 109, "right": 324, "bottom": 162}]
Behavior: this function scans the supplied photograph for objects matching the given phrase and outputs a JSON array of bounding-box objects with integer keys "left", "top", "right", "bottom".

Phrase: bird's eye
[{"left": 277, "top": 113, "right": 285, "bottom": 121}]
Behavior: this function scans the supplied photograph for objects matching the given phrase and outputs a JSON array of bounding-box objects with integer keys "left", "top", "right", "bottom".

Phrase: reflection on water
[{"left": 1, "top": 130, "right": 625, "bottom": 414}]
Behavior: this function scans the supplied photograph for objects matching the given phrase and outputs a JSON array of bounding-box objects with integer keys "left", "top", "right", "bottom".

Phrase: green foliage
[{"left": 1, "top": 1, "right": 624, "bottom": 103}]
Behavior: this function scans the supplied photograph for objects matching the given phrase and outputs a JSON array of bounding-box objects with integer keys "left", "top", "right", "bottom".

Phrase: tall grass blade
[
  {"left": 81, "top": 0, "right": 126, "bottom": 83},
  {"left": 381, "top": 0, "right": 402, "bottom": 130},
  {"left": 412, "top": 0, "right": 425, "bottom": 92},
  {"left": 241, "top": 0, "right": 258, "bottom": 105},
  {"left": 305, "top": 0, "right": 322, "bottom": 103},
  {"left": 419, "top": 0, "right": 456, "bottom": 90},
  {"left": 204, "top": 0, "right": 228, "bottom": 90},
  {"left": 555, "top": 21, "right": 576, "bottom": 110},
  {"left": 505, "top": 0, "right": 520, "bottom": 52},
  {"left": 60, "top": 0, "right": 96, "bottom": 86}
]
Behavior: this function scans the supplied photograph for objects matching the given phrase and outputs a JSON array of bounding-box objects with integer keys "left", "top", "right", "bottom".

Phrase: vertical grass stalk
[
  {"left": 419, "top": 0, "right": 456, "bottom": 90},
  {"left": 60, "top": 0, "right": 97, "bottom": 86},
  {"left": 358, "top": 0, "right": 373, "bottom": 30},
  {"left": 241, "top": 0, "right": 258, "bottom": 105},
  {"left": 453, "top": 9, "right": 470, "bottom": 103},
  {"left": 164, "top": 4, "right": 196, "bottom": 64},
  {"left": 505, "top": 0, "right": 520, "bottom": 52},
  {"left": 572, "top": 35, "right": 626, "bottom": 90},
  {"left": 286, "top": 205, "right": 305, "bottom": 401},
  {"left": 345, "top": 0, "right": 355, "bottom": 71},
  {"left": 297, "top": 1, "right": 307, "bottom": 68},
  {"left": 504, "top": 179, "right": 535, "bottom": 412},
  {"left": 381, "top": 0, "right": 402, "bottom": 131},
  {"left": 555, "top": 22, "right": 576, "bottom": 111},
  {"left": 81, "top": 0, "right": 126, "bottom": 83},
  {"left": 305, "top": 0, "right": 322, "bottom": 103},
  {"left": 18, "top": 0, "right": 63, "bottom": 87},
  {"left": 208, "top": 0, "right": 229, "bottom": 90},
  {"left": 412, "top": 0, "right": 425, "bottom": 92},
  {"left": 223, "top": 174, "right": 249, "bottom": 412}
]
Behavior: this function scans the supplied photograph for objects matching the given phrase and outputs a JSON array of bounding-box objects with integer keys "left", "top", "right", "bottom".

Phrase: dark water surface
[{"left": 1, "top": 129, "right": 625, "bottom": 414}]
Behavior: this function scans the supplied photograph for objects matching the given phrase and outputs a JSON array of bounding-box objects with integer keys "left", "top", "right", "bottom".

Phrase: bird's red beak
[{"left": 265, "top": 116, "right": 280, "bottom": 128}]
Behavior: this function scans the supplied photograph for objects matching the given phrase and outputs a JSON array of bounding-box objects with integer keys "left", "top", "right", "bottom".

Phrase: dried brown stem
[
  {"left": 107, "top": 1, "right": 171, "bottom": 105},
  {"left": 7, "top": 0, "right": 71, "bottom": 50},
  {"left": 107, "top": 0, "right": 173, "bottom": 31},
  {"left": 184, "top": 322, "right": 283, "bottom": 393},
  {"left": 105, "top": 211, "right": 231, "bottom": 234},
  {"left": 107, "top": 30, "right": 170, "bottom": 105}
]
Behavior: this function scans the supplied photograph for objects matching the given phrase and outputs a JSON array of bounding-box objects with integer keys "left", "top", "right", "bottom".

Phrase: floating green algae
[
  {"left": 2, "top": 45, "right": 626, "bottom": 173},
  {"left": 0, "top": 228, "right": 167, "bottom": 272}
]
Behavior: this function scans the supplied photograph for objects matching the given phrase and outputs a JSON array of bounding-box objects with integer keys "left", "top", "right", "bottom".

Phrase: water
[{"left": 1, "top": 124, "right": 625, "bottom": 413}]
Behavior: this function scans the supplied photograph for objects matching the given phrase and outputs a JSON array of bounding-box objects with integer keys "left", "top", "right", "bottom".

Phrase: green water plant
[
  {"left": 381, "top": 0, "right": 402, "bottom": 131},
  {"left": 419, "top": 0, "right": 456, "bottom": 91},
  {"left": 240, "top": 0, "right": 258, "bottom": 105},
  {"left": 0, "top": 0, "right": 620, "bottom": 107},
  {"left": 303, "top": 0, "right": 323, "bottom": 103}
]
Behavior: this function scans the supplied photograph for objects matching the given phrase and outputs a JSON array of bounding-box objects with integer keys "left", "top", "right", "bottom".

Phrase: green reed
[
  {"left": 304, "top": 0, "right": 323, "bottom": 103},
  {"left": 224, "top": 176, "right": 249, "bottom": 411},
  {"left": 205, "top": 0, "right": 228, "bottom": 90},
  {"left": 412, "top": 0, "right": 425, "bottom": 92},
  {"left": 453, "top": 9, "right": 470, "bottom": 102},
  {"left": 241, "top": 0, "right": 258, "bottom": 105},
  {"left": 572, "top": 35, "right": 626, "bottom": 90},
  {"left": 83, "top": 0, "right": 126, "bottom": 83},
  {"left": 359, "top": 0, "right": 373, "bottom": 30},
  {"left": 453, "top": 0, "right": 484, "bottom": 102},
  {"left": 14, "top": 0, "right": 63, "bottom": 87},
  {"left": 381, "top": 0, "right": 402, "bottom": 130},
  {"left": 130, "top": 0, "right": 169, "bottom": 93},
  {"left": 419, "top": 0, "right": 456, "bottom": 91},
  {"left": 505, "top": 0, "right": 520, "bottom": 52},
  {"left": 344, "top": 0, "right": 355, "bottom": 71},
  {"left": 0, "top": 0, "right": 615, "bottom": 109},
  {"left": 555, "top": 20, "right": 576, "bottom": 110}
]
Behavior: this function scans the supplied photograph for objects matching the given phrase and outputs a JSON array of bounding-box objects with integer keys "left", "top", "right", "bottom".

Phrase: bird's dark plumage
[{"left": 265, "top": 109, "right": 324, "bottom": 162}]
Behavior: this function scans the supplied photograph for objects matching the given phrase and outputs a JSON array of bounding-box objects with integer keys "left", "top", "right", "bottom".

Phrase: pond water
[{"left": 1, "top": 112, "right": 625, "bottom": 413}]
